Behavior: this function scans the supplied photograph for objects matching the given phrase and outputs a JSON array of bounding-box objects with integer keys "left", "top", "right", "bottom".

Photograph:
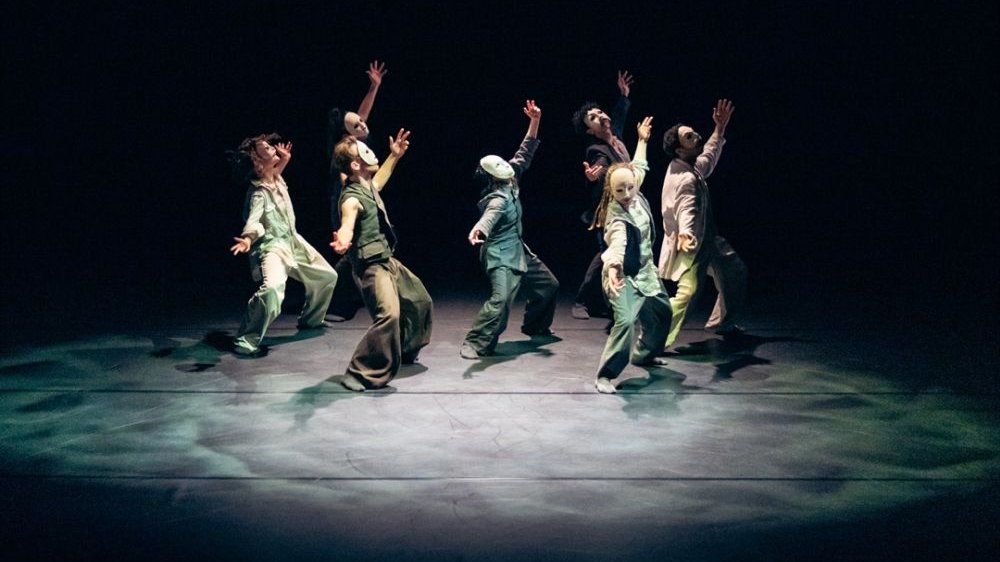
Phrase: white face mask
[
  {"left": 479, "top": 155, "right": 515, "bottom": 180},
  {"left": 356, "top": 141, "right": 379, "bottom": 166},
  {"left": 343, "top": 111, "right": 370, "bottom": 140},
  {"left": 610, "top": 167, "right": 638, "bottom": 207}
]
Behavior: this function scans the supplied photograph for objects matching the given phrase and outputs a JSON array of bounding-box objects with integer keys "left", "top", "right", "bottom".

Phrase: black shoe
[
  {"left": 402, "top": 352, "right": 419, "bottom": 364},
  {"left": 715, "top": 324, "right": 747, "bottom": 338}
]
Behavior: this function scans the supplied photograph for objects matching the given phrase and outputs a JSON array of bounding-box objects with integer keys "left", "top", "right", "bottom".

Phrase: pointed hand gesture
[{"left": 617, "top": 70, "right": 634, "bottom": 97}]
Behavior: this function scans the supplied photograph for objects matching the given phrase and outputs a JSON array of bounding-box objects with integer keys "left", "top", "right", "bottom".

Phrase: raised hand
[
  {"left": 617, "top": 70, "right": 634, "bottom": 97},
  {"left": 712, "top": 99, "right": 734, "bottom": 131},
  {"left": 636, "top": 116, "right": 653, "bottom": 142},
  {"left": 388, "top": 129, "right": 411, "bottom": 157},
  {"left": 523, "top": 99, "right": 541, "bottom": 120},
  {"left": 230, "top": 237, "right": 251, "bottom": 256},
  {"left": 583, "top": 161, "right": 604, "bottom": 182},
  {"left": 367, "top": 60, "right": 387, "bottom": 88},
  {"left": 275, "top": 141, "right": 293, "bottom": 159}
]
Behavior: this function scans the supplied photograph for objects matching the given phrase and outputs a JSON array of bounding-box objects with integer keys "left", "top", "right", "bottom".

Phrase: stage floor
[{"left": 1, "top": 292, "right": 998, "bottom": 561}]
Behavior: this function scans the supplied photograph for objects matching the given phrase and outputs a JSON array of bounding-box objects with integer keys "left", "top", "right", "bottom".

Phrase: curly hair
[
  {"left": 228, "top": 132, "right": 281, "bottom": 185},
  {"left": 571, "top": 102, "right": 601, "bottom": 136}
]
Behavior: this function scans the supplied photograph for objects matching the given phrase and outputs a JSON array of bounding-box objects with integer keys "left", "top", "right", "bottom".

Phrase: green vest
[{"left": 341, "top": 182, "right": 395, "bottom": 266}]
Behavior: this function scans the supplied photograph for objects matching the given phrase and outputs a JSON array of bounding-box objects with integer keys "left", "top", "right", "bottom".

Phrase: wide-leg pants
[
  {"left": 463, "top": 255, "right": 559, "bottom": 355},
  {"left": 665, "top": 235, "right": 747, "bottom": 347},
  {"left": 346, "top": 258, "right": 433, "bottom": 388},
  {"left": 235, "top": 250, "right": 337, "bottom": 353},
  {"left": 596, "top": 282, "right": 670, "bottom": 381}
]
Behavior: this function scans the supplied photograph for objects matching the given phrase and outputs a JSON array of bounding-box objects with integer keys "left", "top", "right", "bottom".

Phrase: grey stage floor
[{"left": 1, "top": 290, "right": 998, "bottom": 561}]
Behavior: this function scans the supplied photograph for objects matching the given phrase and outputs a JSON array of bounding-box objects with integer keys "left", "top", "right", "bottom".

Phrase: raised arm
[
  {"left": 631, "top": 116, "right": 653, "bottom": 186},
  {"left": 524, "top": 99, "right": 540, "bottom": 138},
  {"left": 610, "top": 70, "right": 634, "bottom": 138},
  {"left": 695, "top": 99, "right": 733, "bottom": 178},
  {"left": 371, "top": 128, "right": 411, "bottom": 191},
  {"left": 356, "top": 60, "right": 387, "bottom": 121},
  {"left": 510, "top": 100, "right": 541, "bottom": 179}
]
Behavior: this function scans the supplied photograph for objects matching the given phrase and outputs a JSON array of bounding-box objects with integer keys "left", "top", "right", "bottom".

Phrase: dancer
[
  {"left": 325, "top": 61, "right": 388, "bottom": 321},
  {"left": 330, "top": 130, "right": 433, "bottom": 391},
  {"left": 461, "top": 100, "right": 560, "bottom": 360},
  {"left": 591, "top": 117, "right": 671, "bottom": 393},
  {"left": 229, "top": 134, "right": 338, "bottom": 356},
  {"left": 659, "top": 99, "right": 747, "bottom": 348},
  {"left": 570, "top": 70, "right": 634, "bottom": 320}
]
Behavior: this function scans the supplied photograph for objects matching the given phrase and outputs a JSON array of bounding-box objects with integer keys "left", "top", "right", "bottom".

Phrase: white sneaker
[{"left": 594, "top": 377, "right": 617, "bottom": 394}]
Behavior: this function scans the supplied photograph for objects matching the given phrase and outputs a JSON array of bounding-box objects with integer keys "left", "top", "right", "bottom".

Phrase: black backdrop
[{"left": 4, "top": 1, "right": 997, "bottom": 334}]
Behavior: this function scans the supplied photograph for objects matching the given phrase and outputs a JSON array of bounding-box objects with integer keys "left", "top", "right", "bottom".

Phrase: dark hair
[
  {"left": 472, "top": 164, "right": 512, "bottom": 198},
  {"left": 228, "top": 132, "right": 281, "bottom": 185},
  {"left": 662, "top": 124, "right": 683, "bottom": 157},
  {"left": 326, "top": 107, "right": 346, "bottom": 161},
  {"left": 571, "top": 102, "right": 601, "bottom": 135}
]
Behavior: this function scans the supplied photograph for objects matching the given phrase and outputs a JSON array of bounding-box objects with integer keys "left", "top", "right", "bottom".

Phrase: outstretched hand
[
  {"left": 468, "top": 227, "right": 485, "bottom": 246},
  {"left": 523, "top": 99, "right": 541, "bottom": 119},
  {"left": 636, "top": 116, "right": 653, "bottom": 142},
  {"left": 617, "top": 70, "right": 634, "bottom": 97},
  {"left": 367, "top": 60, "right": 387, "bottom": 87},
  {"left": 230, "top": 237, "right": 251, "bottom": 256},
  {"left": 330, "top": 231, "right": 351, "bottom": 255},
  {"left": 389, "top": 129, "right": 411, "bottom": 157},
  {"left": 582, "top": 161, "right": 604, "bottom": 182}
]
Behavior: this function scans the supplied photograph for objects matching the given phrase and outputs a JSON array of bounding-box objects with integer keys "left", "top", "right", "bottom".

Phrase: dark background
[{"left": 3, "top": 0, "right": 997, "bottom": 340}]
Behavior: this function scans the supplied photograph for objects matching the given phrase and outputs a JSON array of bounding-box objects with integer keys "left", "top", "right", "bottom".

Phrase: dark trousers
[
  {"left": 346, "top": 258, "right": 433, "bottom": 388},
  {"left": 464, "top": 255, "right": 559, "bottom": 354}
]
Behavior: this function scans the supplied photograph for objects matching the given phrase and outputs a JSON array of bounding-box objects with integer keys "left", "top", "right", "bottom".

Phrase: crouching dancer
[
  {"left": 330, "top": 130, "right": 433, "bottom": 391},
  {"left": 590, "top": 117, "right": 671, "bottom": 393},
  {"left": 229, "top": 133, "right": 338, "bottom": 356},
  {"left": 461, "top": 99, "right": 560, "bottom": 359}
]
